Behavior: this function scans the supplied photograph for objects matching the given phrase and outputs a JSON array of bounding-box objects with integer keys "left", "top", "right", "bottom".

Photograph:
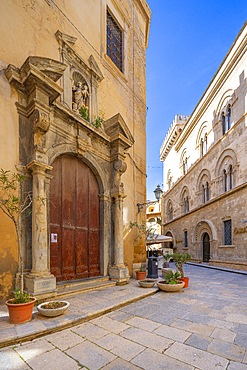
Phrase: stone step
[{"left": 56, "top": 277, "right": 116, "bottom": 298}]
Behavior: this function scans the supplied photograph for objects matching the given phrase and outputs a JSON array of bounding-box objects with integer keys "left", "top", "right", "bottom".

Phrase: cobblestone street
[{"left": 1, "top": 265, "right": 247, "bottom": 369}]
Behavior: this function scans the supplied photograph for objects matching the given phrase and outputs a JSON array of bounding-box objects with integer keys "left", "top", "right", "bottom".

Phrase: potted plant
[
  {"left": 0, "top": 168, "right": 36, "bottom": 323},
  {"left": 157, "top": 270, "right": 185, "bottom": 292},
  {"left": 172, "top": 252, "right": 191, "bottom": 288},
  {"left": 37, "top": 300, "right": 70, "bottom": 317}
]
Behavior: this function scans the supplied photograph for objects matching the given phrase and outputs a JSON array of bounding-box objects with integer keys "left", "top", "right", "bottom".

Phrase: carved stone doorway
[
  {"left": 202, "top": 232, "right": 210, "bottom": 262},
  {"left": 50, "top": 154, "right": 100, "bottom": 281}
]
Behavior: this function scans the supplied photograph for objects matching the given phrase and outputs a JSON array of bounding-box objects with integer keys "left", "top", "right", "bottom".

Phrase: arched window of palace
[
  {"left": 167, "top": 169, "right": 173, "bottom": 190},
  {"left": 222, "top": 104, "right": 232, "bottom": 135},
  {"left": 180, "top": 187, "right": 190, "bottom": 214},
  {"left": 180, "top": 149, "right": 188, "bottom": 176},
  {"left": 167, "top": 200, "right": 173, "bottom": 221}
]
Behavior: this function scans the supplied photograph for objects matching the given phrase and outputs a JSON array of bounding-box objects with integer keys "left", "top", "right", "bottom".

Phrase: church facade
[
  {"left": 0, "top": 0, "right": 151, "bottom": 301},
  {"left": 160, "top": 23, "right": 247, "bottom": 270}
]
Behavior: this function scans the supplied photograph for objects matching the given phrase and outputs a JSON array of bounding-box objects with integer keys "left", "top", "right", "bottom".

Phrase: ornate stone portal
[{"left": 5, "top": 34, "right": 134, "bottom": 294}]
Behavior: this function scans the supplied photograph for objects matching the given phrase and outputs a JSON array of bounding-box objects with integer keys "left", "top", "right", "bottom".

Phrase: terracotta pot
[
  {"left": 135, "top": 271, "right": 146, "bottom": 280},
  {"left": 157, "top": 280, "right": 185, "bottom": 292},
  {"left": 37, "top": 301, "right": 70, "bottom": 317},
  {"left": 180, "top": 276, "right": 189, "bottom": 288},
  {"left": 6, "top": 298, "right": 36, "bottom": 324}
]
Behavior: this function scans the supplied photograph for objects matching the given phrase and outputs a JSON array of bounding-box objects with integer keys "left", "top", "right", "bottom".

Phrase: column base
[
  {"left": 109, "top": 265, "right": 129, "bottom": 284},
  {"left": 24, "top": 273, "right": 57, "bottom": 296}
]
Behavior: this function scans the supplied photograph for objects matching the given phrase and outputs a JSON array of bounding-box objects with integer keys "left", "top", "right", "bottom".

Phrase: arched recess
[
  {"left": 214, "top": 148, "right": 238, "bottom": 193},
  {"left": 180, "top": 186, "right": 190, "bottom": 214},
  {"left": 215, "top": 148, "right": 237, "bottom": 177},
  {"left": 165, "top": 231, "right": 174, "bottom": 250},
  {"left": 49, "top": 154, "right": 102, "bottom": 281},
  {"left": 193, "top": 220, "right": 217, "bottom": 261}
]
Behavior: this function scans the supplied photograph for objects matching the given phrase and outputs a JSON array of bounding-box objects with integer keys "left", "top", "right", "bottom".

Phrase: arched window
[
  {"left": 224, "top": 169, "right": 227, "bottom": 192},
  {"left": 183, "top": 158, "right": 188, "bottom": 175},
  {"left": 222, "top": 104, "right": 231, "bottom": 135},
  {"left": 200, "top": 134, "right": 208, "bottom": 157},
  {"left": 167, "top": 170, "right": 173, "bottom": 190},
  {"left": 180, "top": 150, "right": 188, "bottom": 176},
  {"left": 167, "top": 201, "right": 173, "bottom": 221},
  {"left": 229, "top": 165, "right": 233, "bottom": 190},
  {"left": 224, "top": 165, "right": 234, "bottom": 192},
  {"left": 184, "top": 196, "right": 189, "bottom": 213}
]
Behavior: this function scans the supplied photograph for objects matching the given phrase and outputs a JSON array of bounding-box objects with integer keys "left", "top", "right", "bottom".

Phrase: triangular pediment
[
  {"left": 89, "top": 55, "right": 104, "bottom": 81},
  {"left": 104, "top": 113, "right": 134, "bottom": 149}
]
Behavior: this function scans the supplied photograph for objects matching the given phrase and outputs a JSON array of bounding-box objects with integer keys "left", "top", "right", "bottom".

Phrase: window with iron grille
[
  {"left": 184, "top": 230, "right": 188, "bottom": 248},
  {"left": 107, "top": 10, "right": 123, "bottom": 72},
  {"left": 223, "top": 219, "right": 232, "bottom": 245}
]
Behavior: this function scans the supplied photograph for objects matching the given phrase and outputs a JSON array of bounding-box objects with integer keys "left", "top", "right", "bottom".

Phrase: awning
[{"left": 146, "top": 234, "right": 173, "bottom": 245}]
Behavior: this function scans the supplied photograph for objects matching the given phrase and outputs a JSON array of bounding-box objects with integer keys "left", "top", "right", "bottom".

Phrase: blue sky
[{"left": 146, "top": 0, "right": 247, "bottom": 200}]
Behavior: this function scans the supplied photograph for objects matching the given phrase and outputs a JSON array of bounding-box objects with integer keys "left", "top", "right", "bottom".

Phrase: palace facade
[{"left": 160, "top": 23, "right": 247, "bottom": 270}]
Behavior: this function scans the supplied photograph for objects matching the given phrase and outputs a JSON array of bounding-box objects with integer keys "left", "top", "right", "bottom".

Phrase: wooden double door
[{"left": 50, "top": 155, "right": 100, "bottom": 281}]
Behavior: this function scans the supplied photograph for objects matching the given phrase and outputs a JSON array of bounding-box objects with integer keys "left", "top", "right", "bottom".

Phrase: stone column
[
  {"left": 109, "top": 160, "right": 129, "bottom": 284},
  {"left": 25, "top": 160, "right": 56, "bottom": 295}
]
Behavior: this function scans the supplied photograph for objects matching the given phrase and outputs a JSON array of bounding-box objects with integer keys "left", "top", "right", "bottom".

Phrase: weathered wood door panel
[{"left": 50, "top": 155, "right": 100, "bottom": 281}]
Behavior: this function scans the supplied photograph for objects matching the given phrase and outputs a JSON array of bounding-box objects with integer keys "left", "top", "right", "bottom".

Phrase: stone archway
[{"left": 50, "top": 154, "right": 100, "bottom": 281}]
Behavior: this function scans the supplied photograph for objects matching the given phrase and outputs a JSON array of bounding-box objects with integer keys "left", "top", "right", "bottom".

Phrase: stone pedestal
[
  {"left": 25, "top": 274, "right": 56, "bottom": 295},
  {"left": 109, "top": 265, "right": 129, "bottom": 284}
]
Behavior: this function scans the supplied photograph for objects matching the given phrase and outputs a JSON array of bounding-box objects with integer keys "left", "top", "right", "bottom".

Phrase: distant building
[
  {"left": 160, "top": 22, "right": 247, "bottom": 271},
  {"left": 0, "top": 0, "right": 151, "bottom": 301}
]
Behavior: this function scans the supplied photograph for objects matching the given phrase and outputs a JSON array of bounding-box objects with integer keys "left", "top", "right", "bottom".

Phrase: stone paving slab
[
  {"left": 0, "top": 264, "right": 247, "bottom": 369},
  {"left": 165, "top": 341, "right": 229, "bottom": 370},
  {"left": 0, "top": 279, "right": 158, "bottom": 348}
]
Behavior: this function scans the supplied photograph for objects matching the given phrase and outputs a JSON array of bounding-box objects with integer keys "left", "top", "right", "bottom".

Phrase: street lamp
[
  {"left": 137, "top": 184, "right": 163, "bottom": 213},
  {"left": 153, "top": 184, "right": 163, "bottom": 201}
]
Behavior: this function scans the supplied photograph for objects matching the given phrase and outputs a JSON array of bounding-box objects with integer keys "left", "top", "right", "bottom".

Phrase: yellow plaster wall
[{"left": 0, "top": 0, "right": 151, "bottom": 295}]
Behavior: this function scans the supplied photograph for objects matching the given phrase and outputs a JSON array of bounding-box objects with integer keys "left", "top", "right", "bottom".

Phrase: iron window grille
[
  {"left": 223, "top": 219, "right": 232, "bottom": 245},
  {"left": 184, "top": 230, "right": 188, "bottom": 248},
  {"left": 107, "top": 10, "right": 123, "bottom": 72}
]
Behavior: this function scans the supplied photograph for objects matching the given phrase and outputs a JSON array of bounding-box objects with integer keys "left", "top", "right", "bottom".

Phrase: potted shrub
[
  {"left": 0, "top": 168, "right": 36, "bottom": 323},
  {"left": 172, "top": 252, "right": 191, "bottom": 288},
  {"left": 157, "top": 270, "right": 185, "bottom": 292}
]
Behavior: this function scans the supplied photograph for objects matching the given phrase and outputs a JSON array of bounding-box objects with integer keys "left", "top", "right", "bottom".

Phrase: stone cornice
[{"left": 5, "top": 56, "right": 66, "bottom": 103}]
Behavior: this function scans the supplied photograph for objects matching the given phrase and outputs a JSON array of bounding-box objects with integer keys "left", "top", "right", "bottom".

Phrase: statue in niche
[{"left": 72, "top": 81, "right": 90, "bottom": 114}]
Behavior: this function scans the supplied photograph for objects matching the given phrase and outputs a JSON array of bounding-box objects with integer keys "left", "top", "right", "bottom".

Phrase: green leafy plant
[
  {"left": 164, "top": 270, "right": 181, "bottom": 284},
  {"left": 0, "top": 168, "right": 32, "bottom": 296},
  {"left": 129, "top": 221, "right": 156, "bottom": 242},
  {"left": 92, "top": 116, "right": 104, "bottom": 128},
  {"left": 163, "top": 252, "right": 171, "bottom": 261},
  {"left": 79, "top": 106, "right": 89, "bottom": 121},
  {"left": 172, "top": 252, "right": 191, "bottom": 278},
  {"left": 10, "top": 290, "right": 33, "bottom": 304}
]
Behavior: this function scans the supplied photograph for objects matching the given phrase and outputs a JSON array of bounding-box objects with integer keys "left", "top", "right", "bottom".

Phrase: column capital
[{"left": 26, "top": 160, "right": 53, "bottom": 174}]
